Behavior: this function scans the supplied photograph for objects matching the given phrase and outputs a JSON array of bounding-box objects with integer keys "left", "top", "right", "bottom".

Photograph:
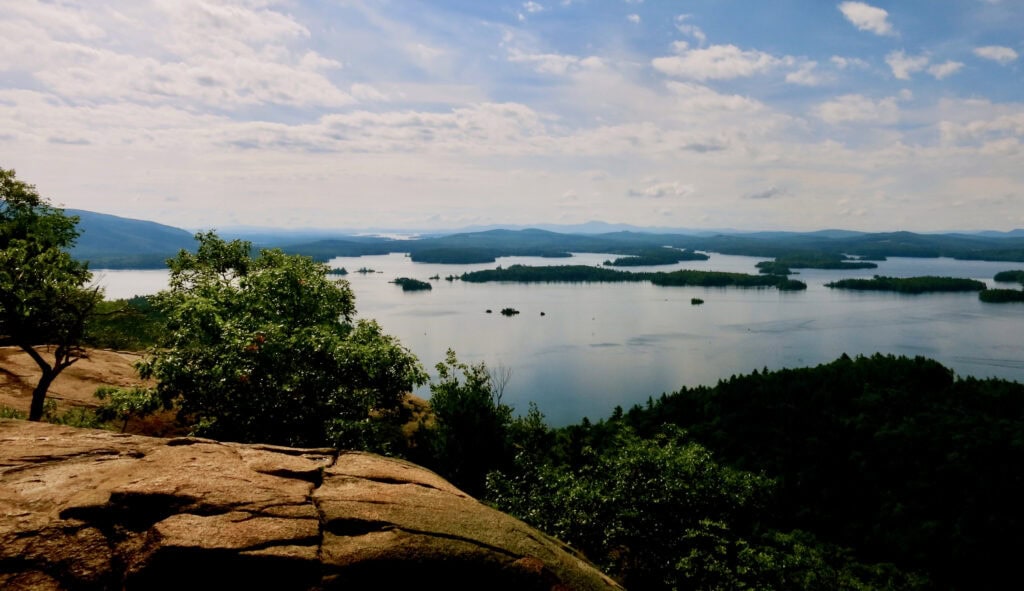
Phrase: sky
[{"left": 1, "top": 0, "right": 1022, "bottom": 232}]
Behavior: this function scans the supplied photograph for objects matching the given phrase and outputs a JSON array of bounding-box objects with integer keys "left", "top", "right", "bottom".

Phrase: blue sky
[{"left": 1, "top": 0, "right": 1022, "bottom": 231}]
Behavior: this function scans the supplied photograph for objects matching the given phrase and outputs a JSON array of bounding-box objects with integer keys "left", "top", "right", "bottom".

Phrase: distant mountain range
[
  {"left": 67, "top": 209, "right": 196, "bottom": 268},
  {"left": 65, "top": 208, "right": 1024, "bottom": 269}
]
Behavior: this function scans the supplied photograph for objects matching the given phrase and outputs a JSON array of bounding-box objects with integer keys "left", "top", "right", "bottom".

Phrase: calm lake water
[{"left": 92, "top": 253, "right": 1024, "bottom": 425}]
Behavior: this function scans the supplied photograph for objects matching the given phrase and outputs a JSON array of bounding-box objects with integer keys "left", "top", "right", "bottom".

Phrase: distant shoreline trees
[
  {"left": 825, "top": 275, "right": 986, "bottom": 294},
  {"left": 461, "top": 264, "right": 806, "bottom": 290}
]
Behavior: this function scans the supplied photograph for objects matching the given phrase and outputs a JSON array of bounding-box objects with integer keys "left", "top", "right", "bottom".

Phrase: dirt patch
[{"left": 0, "top": 346, "right": 147, "bottom": 413}]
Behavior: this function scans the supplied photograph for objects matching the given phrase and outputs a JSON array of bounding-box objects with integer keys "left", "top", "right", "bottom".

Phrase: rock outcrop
[{"left": 0, "top": 420, "right": 621, "bottom": 590}]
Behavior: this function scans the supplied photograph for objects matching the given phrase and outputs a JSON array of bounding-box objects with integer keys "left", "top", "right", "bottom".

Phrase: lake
[{"left": 92, "top": 253, "right": 1024, "bottom": 425}]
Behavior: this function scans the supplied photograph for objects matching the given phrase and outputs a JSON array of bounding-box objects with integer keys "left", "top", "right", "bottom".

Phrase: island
[
  {"left": 980, "top": 289, "right": 1024, "bottom": 303},
  {"left": 994, "top": 269, "right": 1024, "bottom": 284},
  {"left": 460, "top": 265, "right": 806, "bottom": 290},
  {"left": 603, "top": 247, "right": 709, "bottom": 267},
  {"left": 391, "top": 277, "right": 432, "bottom": 291},
  {"left": 756, "top": 255, "right": 878, "bottom": 275},
  {"left": 825, "top": 275, "right": 986, "bottom": 294}
]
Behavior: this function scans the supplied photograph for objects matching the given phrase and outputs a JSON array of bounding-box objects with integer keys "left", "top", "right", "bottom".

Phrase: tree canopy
[
  {"left": 138, "top": 231, "right": 426, "bottom": 449},
  {"left": 0, "top": 167, "right": 100, "bottom": 421}
]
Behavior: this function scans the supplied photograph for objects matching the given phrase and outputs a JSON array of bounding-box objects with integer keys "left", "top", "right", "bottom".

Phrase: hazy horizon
[{"left": 2, "top": 1, "right": 1022, "bottom": 232}]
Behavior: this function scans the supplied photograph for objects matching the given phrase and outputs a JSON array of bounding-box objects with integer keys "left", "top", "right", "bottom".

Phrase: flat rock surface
[{"left": 0, "top": 419, "right": 622, "bottom": 590}]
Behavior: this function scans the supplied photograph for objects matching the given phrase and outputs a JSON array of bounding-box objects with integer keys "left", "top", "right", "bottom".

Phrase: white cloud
[
  {"left": 786, "top": 62, "right": 824, "bottom": 86},
  {"left": 0, "top": 0, "right": 355, "bottom": 109},
  {"left": 674, "top": 15, "right": 707, "bottom": 45},
  {"left": 507, "top": 49, "right": 601, "bottom": 75},
  {"left": 628, "top": 181, "right": 695, "bottom": 198},
  {"left": 523, "top": 2, "right": 544, "bottom": 13},
  {"left": 830, "top": 55, "right": 869, "bottom": 69},
  {"left": 886, "top": 50, "right": 929, "bottom": 80},
  {"left": 627, "top": 14, "right": 641, "bottom": 24},
  {"left": 653, "top": 44, "right": 787, "bottom": 80},
  {"left": 838, "top": 2, "right": 895, "bottom": 36},
  {"left": 928, "top": 61, "right": 964, "bottom": 80},
  {"left": 815, "top": 94, "right": 900, "bottom": 125},
  {"left": 974, "top": 45, "right": 1019, "bottom": 64}
]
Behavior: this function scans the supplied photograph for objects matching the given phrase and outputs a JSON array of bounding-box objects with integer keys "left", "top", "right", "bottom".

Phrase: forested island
[
  {"left": 994, "top": 269, "right": 1024, "bottom": 284},
  {"left": 461, "top": 264, "right": 807, "bottom": 290},
  {"left": 825, "top": 275, "right": 986, "bottom": 294},
  {"left": 755, "top": 254, "right": 878, "bottom": 275},
  {"left": 602, "top": 247, "right": 709, "bottom": 267},
  {"left": 391, "top": 277, "right": 432, "bottom": 291}
]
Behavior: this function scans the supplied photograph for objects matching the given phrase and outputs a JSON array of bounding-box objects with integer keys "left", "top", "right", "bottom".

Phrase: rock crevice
[{"left": 0, "top": 420, "right": 621, "bottom": 590}]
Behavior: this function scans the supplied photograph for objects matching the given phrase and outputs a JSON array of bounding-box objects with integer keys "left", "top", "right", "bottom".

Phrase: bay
[{"left": 92, "top": 253, "right": 1024, "bottom": 425}]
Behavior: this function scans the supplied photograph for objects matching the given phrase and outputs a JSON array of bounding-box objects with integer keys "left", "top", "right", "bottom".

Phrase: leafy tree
[
  {"left": 137, "top": 231, "right": 426, "bottom": 449},
  {"left": 416, "top": 350, "right": 515, "bottom": 495},
  {"left": 0, "top": 168, "right": 101, "bottom": 421}
]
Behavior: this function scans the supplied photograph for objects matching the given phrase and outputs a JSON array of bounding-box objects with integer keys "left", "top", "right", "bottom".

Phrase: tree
[
  {"left": 0, "top": 168, "right": 100, "bottom": 421},
  {"left": 138, "top": 231, "right": 426, "bottom": 449},
  {"left": 416, "top": 350, "right": 515, "bottom": 495}
]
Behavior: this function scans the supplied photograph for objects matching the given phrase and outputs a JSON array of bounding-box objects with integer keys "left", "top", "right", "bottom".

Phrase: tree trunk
[{"left": 29, "top": 370, "right": 56, "bottom": 421}]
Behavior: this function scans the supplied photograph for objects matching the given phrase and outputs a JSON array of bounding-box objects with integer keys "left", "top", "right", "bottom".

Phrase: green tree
[
  {"left": 0, "top": 168, "right": 101, "bottom": 421},
  {"left": 138, "top": 231, "right": 426, "bottom": 449},
  {"left": 417, "top": 350, "right": 514, "bottom": 495}
]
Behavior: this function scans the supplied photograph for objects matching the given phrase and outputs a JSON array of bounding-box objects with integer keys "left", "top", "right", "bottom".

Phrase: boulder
[{"left": 0, "top": 419, "right": 621, "bottom": 590}]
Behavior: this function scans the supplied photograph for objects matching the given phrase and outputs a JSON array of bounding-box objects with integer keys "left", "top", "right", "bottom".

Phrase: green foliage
[
  {"left": 979, "top": 288, "right": 1024, "bottom": 303},
  {"left": 993, "top": 269, "right": 1024, "bottom": 284},
  {"left": 138, "top": 231, "right": 427, "bottom": 449},
  {"left": 391, "top": 277, "right": 432, "bottom": 291},
  {"left": 489, "top": 423, "right": 921, "bottom": 590},
  {"left": 41, "top": 399, "right": 103, "bottom": 429},
  {"left": 0, "top": 167, "right": 102, "bottom": 420},
  {"left": 84, "top": 296, "right": 165, "bottom": 350},
  {"left": 0, "top": 405, "right": 26, "bottom": 419},
  {"left": 416, "top": 350, "right": 514, "bottom": 496},
  {"left": 615, "top": 354, "right": 1024, "bottom": 588},
  {"left": 825, "top": 275, "right": 986, "bottom": 294},
  {"left": 95, "top": 386, "right": 161, "bottom": 432}
]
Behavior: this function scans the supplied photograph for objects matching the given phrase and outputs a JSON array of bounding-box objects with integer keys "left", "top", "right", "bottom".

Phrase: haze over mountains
[{"left": 69, "top": 208, "right": 1024, "bottom": 270}]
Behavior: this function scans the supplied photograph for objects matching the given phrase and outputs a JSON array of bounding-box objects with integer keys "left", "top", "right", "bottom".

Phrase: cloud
[
  {"left": 838, "top": 2, "right": 895, "bottom": 36},
  {"left": 974, "top": 45, "right": 1019, "bottom": 64},
  {"left": 0, "top": 0, "right": 356, "bottom": 109},
  {"left": 653, "top": 44, "right": 787, "bottom": 80},
  {"left": 523, "top": 2, "right": 544, "bottom": 13},
  {"left": 928, "top": 60, "right": 964, "bottom": 80},
  {"left": 628, "top": 181, "right": 695, "bottom": 198},
  {"left": 815, "top": 94, "right": 900, "bottom": 125},
  {"left": 674, "top": 15, "right": 707, "bottom": 45},
  {"left": 886, "top": 50, "right": 929, "bottom": 80},
  {"left": 507, "top": 49, "right": 602, "bottom": 75},
  {"left": 830, "top": 55, "right": 869, "bottom": 69},
  {"left": 746, "top": 186, "right": 785, "bottom": 200},
  {"left": 786, "top": 62, "right": 824, "bottom": 86},
  {"left": 627, "top": 14, "right": 641, "bottom": 24}
]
